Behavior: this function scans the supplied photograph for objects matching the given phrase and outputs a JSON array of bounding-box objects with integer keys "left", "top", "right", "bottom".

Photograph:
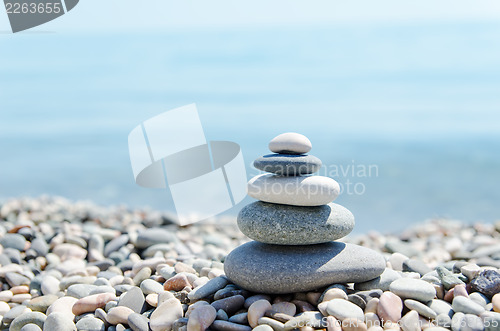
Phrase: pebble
[
  {"left": 46, "top": 296, "right": 78, "bottom": 317},
  {"left": 452, "top": 296, "right": 485, "bottom": 315},
  {"left": 470, "top": 270, "right": 500, "bottom": 298},
  {"left": 106, "top": 306, "right": 134, "bottom": 325},
  {"left": 75, "top": 316, "right": 105, "bottom": 331},
  {"left": 140, "top": 278, "right": 164, "bottom": 295},
  {"left": 187, "top": 304, "right": 217, "bottom": 331},
  {"left": 0, "top": 233, "right": 27, "bottom": 251},
  {"left": 117, "top": 286, "right": 146, "bottom": 313},
  {"left": 135, "top": 228, "right": 177, "bottom": 249},
  {"left": 43, "top": 312, "right": 77, "bottom": 331},
  {"left": 10, "top": 312, "right": 47, "bottom": 331},
  {"left": 164, "top": 274, "right": 191, "bottom": 291},
  {"left": 128, "top": 312, "right": 149, "bottom": 331},
  {"left": 3, "top": 305, "right": 32, "bottom": 324},
  {"left": 271, "top": 302, "right": 296, "bottom": 316},
  {"left": 253, "top": 325, "right": 273, "bottom": 331},
  {"left": 355, "top": 269, "right": 401, "bottom": 292},
  {"left": 399, "top": 310, "right": 419, "bottom": 331},
  {"left": 492, "top": 293, "right": 500, "bottom": 312},
  {"left": 212, "top": 320, "right": 252, "bottom": 331},
  {"left": 20, "top": 325, "right": 42, "bottom": 331},
  {"left": 389, "top": 278, "right": 436, "bottom": 302},
  {"left": 149, "top": 298, "right": 183, "bottom": 331},
  {"left": 404, "top": 299, "right": 437, "bottom": 319},
  {"left": 248, "top": 300, "right": 272, "bottom": 328},
  {"left": 428, "top": 299, "right": 453, "bottom": 317},
  {"left": 326, "top": 299, "right": 364, "bottom": 322},
  {"left": 27, "top": 294, "right": 58, "bottom": 313},
  {"left": 402, "top": 259, "right": 432, "bottom": 276},
  {"left": 377, "top": 292, "right": 402, "bottom": 323},
  {"left": 225, "top": 241, "right": 385, "bottom": 293},
  {"left": 188, "top": 277, "right": 228, "bottom": 301},
  {"left": 72, "top": 293, "right": 116, "bottom": 315},
  {"left": 253, "top": 153, "right": 322, "bottom": 177},
  {"left": 237, "top": 202, "right": 353, "bottom": 245},
  {"left": 247, "top": 173, "right": 338, "bottom": 207},
  {"left": 436, "top": 266, "right": 464, "bottom": 290},
  {"left": 268, "top": 132, "right": 312, "bottom": 155},
  {"left": 211, "top": 295, "right": 245, "bottom": 316}
]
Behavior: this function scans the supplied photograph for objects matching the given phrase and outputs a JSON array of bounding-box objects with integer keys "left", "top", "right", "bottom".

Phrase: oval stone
[
  {"left": 268, "top": 132, "right": 312, "bottom": 155},
  {"left": 247, "top": 175, "right": 339, "bottom": 206},
  {"left": 253, "top": 154, "right": 321, "bottom": 176},
  {"left": 224, "top": 241, "right": 385, "bottom": 293},
  {"left": 237, "top": 202, "right": 354, "bottom": 245}
]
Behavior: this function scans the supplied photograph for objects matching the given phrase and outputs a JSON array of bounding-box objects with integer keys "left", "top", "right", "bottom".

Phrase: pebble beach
[{"left": 0, "top": 196, "right": 499, "bottom": 331}]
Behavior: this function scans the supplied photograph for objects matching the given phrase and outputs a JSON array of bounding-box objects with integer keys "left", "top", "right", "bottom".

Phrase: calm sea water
[{"left": 1, "top": 22, "right": 500, "bottom": 232}]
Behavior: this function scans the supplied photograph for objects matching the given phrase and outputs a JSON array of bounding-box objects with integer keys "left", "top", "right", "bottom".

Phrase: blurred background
[{"left": 1, "top": 0, "right": 500, "bottom": 233}]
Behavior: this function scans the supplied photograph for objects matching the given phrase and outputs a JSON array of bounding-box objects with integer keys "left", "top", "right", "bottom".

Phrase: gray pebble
[
  {"left": 75, "top": 316, "right": 106, "bottom": 331},
  {"left": 127, "top": 313, "right": 149, "bottom": 331}
]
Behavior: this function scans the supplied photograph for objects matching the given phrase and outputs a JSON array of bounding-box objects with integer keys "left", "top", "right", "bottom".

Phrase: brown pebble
[
  {"left": 73, "top": 293, "right": 116, "bottom": 315},
  {"left": 106, "top": 306, "right": 134, "bottom": 325},
  {"left": 248, "top": 299, "right": 272, "bottom": 328},
  {"left": 11, "top": 285, "right": 30, "bottom": 294},
  {"left": 443, "top": 288, "right": 454, "bottom": 302},
  {"left": 164, "top": 274, "right": 191, "bottom": 291},
  {"left": 292, "top": 300, "right": 315, "bottom": 312}
]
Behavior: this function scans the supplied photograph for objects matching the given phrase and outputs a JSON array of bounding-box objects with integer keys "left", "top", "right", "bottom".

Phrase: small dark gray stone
[
  {"left": 224, "top": 241, "right": 385, "bottom": 294},
  {"left": 471, "top": 270, "right": 500, "bottom": 298},
  {"left": 135, "top": 228, "right": 177, "bottom": 249},
  {"left": 211, "top": 295, "right": 245, "bottom": 316},
  {"left": 253, "top": 154, "right": 321, "bottom": 176},
  {"left": 237, "top": 202, "right": 354, "bottom": 245},
  {"left": 104, "top": 235, "right": 129, "bottom": 257},
  {"left": 0, "top": 233, "right": 27, "bottom": 251}
]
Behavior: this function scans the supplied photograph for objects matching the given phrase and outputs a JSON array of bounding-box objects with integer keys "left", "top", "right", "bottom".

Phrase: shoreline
[{"left": 0, "top": 195, "right": 499, "bottom": 330}]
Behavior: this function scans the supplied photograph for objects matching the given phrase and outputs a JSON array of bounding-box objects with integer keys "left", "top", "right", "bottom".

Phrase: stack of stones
[{"left": 224, "top": 132, "right": 386, "bottom": 293}]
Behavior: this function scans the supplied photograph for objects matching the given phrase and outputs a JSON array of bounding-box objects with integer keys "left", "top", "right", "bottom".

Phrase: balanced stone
[
  {"left": 224, "top": 241, "right": 385, "bottom": 293},
  {"left": 253, "top": 154, "right": 321, "bottom": 176},
  {"left": 268, "top": 132, "right": 312, "bottom": 155},
  {"left": 238, "top": 202, "right": 354, "bottom": 245},
  {"left": 247, "top": 175, "right": 339, "bottom": 206}
]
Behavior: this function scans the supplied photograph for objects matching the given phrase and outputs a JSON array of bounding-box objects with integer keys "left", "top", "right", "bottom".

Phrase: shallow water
[{"left": 1, "top": 22, "right": 500, "bottom": 232}]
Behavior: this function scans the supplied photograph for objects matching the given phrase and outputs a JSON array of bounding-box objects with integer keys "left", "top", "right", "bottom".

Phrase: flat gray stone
[
  {"left": 128, "top": 313, "right": 149, "bottom": 331},
  {"left": 118, "top": 286, "right": 146, "bottom": 313},
  {"left": 253, "top": 154, "right": 321, "bottom": 175},
  {"left": 224, "top": 241, "right": 385, "bottom": 293},
  {"left": 355, "top": 268, "right": 401, "bottom": 291},
  {"left": 0, "top": 233, "right": 27, "bottom": 251},
  {"left": 389, "top": 278, "right": 436, "bottom": 303},
  {"left": 43, "top": 312, "right": 77, "bottom": 331},
  {"left": 135, "top": 228, "right": 177, "bottom": 249},
  {"left": 75, "top": 316, "right": 105, "bottom": 331},
  {"left": 237, "top": 202, "right": 354, "bottom": 245},
  {"left": 10, "top": 312, "right": 47, "bottom": 331},
  {"left": 247, "top": 174, "right": 339, "bottom": 206},
  {"left": 452, "top": 296, "right": 485, "bottom": 315}
]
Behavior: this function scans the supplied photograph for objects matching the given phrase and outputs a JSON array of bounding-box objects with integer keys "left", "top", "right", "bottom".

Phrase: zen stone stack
[{"left": 224, "top": 132, "right": 386, "bottom": 293}]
